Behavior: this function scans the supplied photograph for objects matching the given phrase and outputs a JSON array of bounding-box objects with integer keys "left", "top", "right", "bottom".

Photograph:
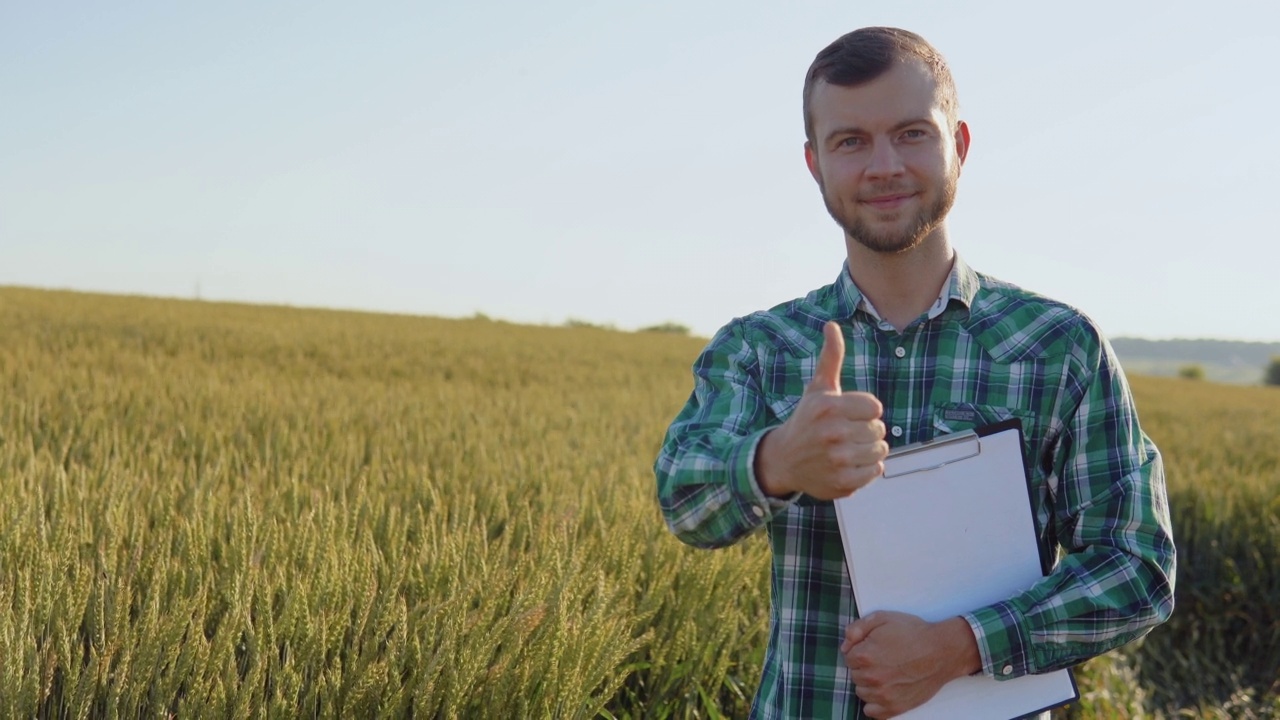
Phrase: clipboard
[{"left": 833, "top": 419, "right": 1078, "bottom": 720}]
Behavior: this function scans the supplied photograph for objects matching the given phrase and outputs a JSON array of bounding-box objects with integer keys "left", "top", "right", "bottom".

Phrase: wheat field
[{"left": 1, "top": 287, "right": 1277, "bottom": 718}]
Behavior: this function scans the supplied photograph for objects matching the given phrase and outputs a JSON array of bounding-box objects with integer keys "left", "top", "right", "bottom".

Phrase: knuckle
[
  {"left": 847, "top": 421, "right": 874, "bottom": 443},
  {"left": 868, "top": 395, "right": 885, "bottom": 416},
  {"left": 847, "top": 392, "right": 884, "bottom": 416},
  {"left": 849, "top": 444, "right": 875, "bottom": 464},
  {"left": 848, "top": 648, "right": 872, "bottom": 669},
  {"left": 832, "top": 447, "right": 858, "bottom": 467}
]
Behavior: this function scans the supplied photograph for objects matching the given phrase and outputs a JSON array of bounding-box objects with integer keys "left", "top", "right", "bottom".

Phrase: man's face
[{"left": 804, "top": 60, "right": 969, "bottom": 255}]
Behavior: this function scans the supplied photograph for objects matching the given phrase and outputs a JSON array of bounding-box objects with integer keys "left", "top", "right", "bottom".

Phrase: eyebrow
[{"left": 823, "top": 117, "right": 940, "bottom": 146}]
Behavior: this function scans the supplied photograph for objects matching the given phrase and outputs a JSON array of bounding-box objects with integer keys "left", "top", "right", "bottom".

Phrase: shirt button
[
  {"left": 751, "top": 505, "right": 765, "bottom": 518},
  {"left": 1002, "top": 665, "right": 1013, "bottom": 676},
  {"left": 894, "top": 346, "right": 906, "bottom": 358},
  {"left": 891, "top": 426, "right": 903, "bottom": 438}
]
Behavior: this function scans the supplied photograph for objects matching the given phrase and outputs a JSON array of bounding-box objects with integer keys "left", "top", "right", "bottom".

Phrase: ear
[
  {"left": 804, "top": 141, "right": 822, "bottom": 185},
  {"left": 953, "top": 120, "right": 971, "bottom": 166}
]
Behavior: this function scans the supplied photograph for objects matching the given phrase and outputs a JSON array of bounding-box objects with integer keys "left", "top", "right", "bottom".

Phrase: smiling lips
[{"left": 860, "top": 193, "right": 916, "bottom": 210}]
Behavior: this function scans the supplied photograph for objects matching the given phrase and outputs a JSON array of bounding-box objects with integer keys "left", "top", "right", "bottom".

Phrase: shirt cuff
[
  {"left": 963, "top": 601, "right": 1032, "bottom": 681},
  {"left": 734, "top": 427, "right": 798, "bottom": 521}
]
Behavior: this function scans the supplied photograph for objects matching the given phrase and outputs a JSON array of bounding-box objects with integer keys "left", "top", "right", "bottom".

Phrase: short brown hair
[{"left": 802, "top": 27, "right": 959, "bottom": 143}]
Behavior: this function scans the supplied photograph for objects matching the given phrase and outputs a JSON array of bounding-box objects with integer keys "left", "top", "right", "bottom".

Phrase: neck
[{"left": 845, "top": 230, "right": 954, "bottom": 332}]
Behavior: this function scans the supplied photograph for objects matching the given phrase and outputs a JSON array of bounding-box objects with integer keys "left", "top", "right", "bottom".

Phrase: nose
[{"left": 865, "top": 140, "right": 905, "bottom": 180}]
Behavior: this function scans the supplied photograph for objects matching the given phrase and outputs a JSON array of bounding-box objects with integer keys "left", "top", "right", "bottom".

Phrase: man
[{"left": 654, "top": 27, "right": 1175, "bottom": 719}]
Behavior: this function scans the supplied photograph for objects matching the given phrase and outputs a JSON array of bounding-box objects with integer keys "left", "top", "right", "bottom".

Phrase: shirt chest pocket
[{"left": 930, "top": 402, "right": 1042, "bottom": 474}]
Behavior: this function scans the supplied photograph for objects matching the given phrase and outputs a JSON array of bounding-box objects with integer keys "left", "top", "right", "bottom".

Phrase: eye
[
  {"left": 901, "top": 129, "right": 928, "bottom": 141},
  {"left": 837, "top": 136, "right": 864, "bottom": 149}
]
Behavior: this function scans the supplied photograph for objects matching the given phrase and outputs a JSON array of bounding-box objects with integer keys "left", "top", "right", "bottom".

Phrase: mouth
[{"left": 860, "top": 193, "right": 916, "bottom": 211}]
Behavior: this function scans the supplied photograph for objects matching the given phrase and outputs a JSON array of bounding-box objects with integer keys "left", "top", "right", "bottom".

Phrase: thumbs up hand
[{"left": 756, "top": 321, "right": 888, "bottom": 500}]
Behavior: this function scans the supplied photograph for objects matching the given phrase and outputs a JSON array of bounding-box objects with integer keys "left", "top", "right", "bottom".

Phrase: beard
[{"left": 820, "top": 170, "right": 959, "bottom": 254}]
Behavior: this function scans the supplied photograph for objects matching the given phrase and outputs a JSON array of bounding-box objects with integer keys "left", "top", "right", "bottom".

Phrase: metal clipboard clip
[{"left": 882, "top": 430, "right": 982, "bottom": 479}]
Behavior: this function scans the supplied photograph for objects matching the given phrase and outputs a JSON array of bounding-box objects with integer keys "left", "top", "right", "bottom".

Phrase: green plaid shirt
[{"left": 654, "top": 256, "right": 1176, "bottom": 719}]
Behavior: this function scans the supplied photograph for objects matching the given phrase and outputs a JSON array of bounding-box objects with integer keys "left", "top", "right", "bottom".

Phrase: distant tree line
[
  {"left": 1179, "top": 357, "right": 1280, "bottom": 385},
  {"left": 559, "top": 318, "right": 692, "bottom": 336},
  {"left": 638, "top": 322, "right": 691, "bottom": 335}
]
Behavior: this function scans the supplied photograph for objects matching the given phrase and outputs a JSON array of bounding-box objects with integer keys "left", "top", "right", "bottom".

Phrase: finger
[
  {"left": 819, "top": 464, "right": 883, "bottom": 500},
  {"left": 853, "top": 684, "right": 887, "bottom": 710},
  {"left": 832, "top": 392, "right": 884, "bottom": 421},
  {"left": 831, "top": 419, "right": 885, "bottom": 445},
  {"left": 853, "top": 611, "right": 890, "bottom": 636},
  {"left": 840, "top": 624, "right": 857, "bottom": 654},
  {"left": 845, "top": 645, "right": 874, "bottom": 672},
  {"left": 820, "top": 416, "right": 884, "bottom": 448},
  {"left": 844, "top": 619, "right": 868, "bottom": 647},
  {"left": 807, "top": 321, "right": 844, "bottom": 395},
  {"left": 849, "top": 665, "right": 875, "bottom": 685},
  {"left": 847, "top": 463, "right": 886, "bottom": 493},
  {"left": 847, "top": 441, "right": 889, "bottom": 466},
  {"left": 815, "top": 424, "right": 884, "bottom": 452}
]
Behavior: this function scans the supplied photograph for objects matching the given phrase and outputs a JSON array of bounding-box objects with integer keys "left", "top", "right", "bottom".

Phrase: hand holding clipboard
[{"left": 834, "top": 421, "right": 1079, "bottom": 720}]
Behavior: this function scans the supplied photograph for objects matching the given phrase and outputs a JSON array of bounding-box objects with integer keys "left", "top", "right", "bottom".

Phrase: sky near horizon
[{"left": 3, "top": 1, "right": 1278, "bottom": 342}]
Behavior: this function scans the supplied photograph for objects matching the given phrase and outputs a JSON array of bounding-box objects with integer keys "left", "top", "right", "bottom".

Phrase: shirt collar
[{"left": 830, "top": 253, "right": 980, "bottom": 324}]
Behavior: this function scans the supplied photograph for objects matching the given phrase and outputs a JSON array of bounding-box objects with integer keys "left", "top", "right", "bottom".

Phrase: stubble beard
[{"left": 821, "top": 170, "right": 959, "bottom": 255}]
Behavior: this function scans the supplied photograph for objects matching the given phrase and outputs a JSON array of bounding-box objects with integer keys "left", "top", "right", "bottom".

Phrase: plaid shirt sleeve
[
  {"left": 654, "top": 318, "right": 798, "bottom": 549},
  {"left": 963, "top": 334, "right": 1177, "bottom": 680}
]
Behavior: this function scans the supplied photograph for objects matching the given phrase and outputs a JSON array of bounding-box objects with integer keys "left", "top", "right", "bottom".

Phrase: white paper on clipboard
[{"left": 832, "top": 419, "right": 1078, "bottom": 720}]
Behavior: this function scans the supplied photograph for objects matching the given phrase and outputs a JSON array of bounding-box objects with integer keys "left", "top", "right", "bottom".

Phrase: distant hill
[{"left": 1110, "top": 338, "right": 1280, "bottom": 385}]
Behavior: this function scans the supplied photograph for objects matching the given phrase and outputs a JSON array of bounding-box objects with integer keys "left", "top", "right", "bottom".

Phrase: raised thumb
[{"left": 808, "top": 321, "right": 844, "bottom": 394}]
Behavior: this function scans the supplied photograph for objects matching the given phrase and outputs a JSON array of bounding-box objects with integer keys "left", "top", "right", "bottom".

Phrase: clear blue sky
[{"left": 3, "top": 1, "right": 1277, "bottom": 341}]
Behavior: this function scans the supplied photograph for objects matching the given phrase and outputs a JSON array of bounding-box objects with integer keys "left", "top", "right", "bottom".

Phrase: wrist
[
  {"left": 755, "top": 427, "right": 795, "bottom": 498},
  {"left": 936, "top": 617, "right": 982, "bottom": 680}
]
